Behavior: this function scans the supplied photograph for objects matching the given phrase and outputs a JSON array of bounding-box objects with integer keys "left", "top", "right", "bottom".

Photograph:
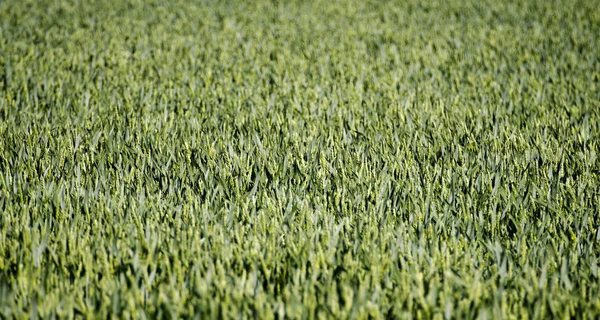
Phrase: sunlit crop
[{"left": 1, "top": 0, "right": 599, "bottom": 318}]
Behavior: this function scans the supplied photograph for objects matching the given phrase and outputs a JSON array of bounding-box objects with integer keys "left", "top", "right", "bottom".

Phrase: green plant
[{"left": 0, "top": 0, "right": 599, "bottom": 318}]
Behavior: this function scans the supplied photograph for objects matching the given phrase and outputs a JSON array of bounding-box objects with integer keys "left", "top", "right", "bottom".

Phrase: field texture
[{"left": 1, "top": 0, "right": 599, "bottom": 318}]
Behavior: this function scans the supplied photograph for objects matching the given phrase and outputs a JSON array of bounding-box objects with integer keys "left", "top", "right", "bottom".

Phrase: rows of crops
[{"left": 1, "top": 0, "right": 599, "bottom": 318}]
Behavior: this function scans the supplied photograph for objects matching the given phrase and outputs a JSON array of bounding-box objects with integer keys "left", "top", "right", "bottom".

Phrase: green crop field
[{"left": 1, "top": 0, "right": 599, "bottom": 318}]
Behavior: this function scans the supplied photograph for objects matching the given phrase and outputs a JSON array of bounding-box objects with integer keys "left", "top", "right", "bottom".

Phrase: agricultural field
[{"left": 1, "top": 0, "right": 599, "bottom": 318}]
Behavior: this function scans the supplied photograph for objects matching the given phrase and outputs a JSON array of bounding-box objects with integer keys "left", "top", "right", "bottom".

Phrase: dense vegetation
[{"left": 1, "top": 0, "right": 599, "bottom": 318}]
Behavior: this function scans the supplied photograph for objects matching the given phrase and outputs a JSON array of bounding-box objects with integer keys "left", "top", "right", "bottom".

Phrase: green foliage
[{"left": 1, "top": 0, "right": 599, "bottom": 318}]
